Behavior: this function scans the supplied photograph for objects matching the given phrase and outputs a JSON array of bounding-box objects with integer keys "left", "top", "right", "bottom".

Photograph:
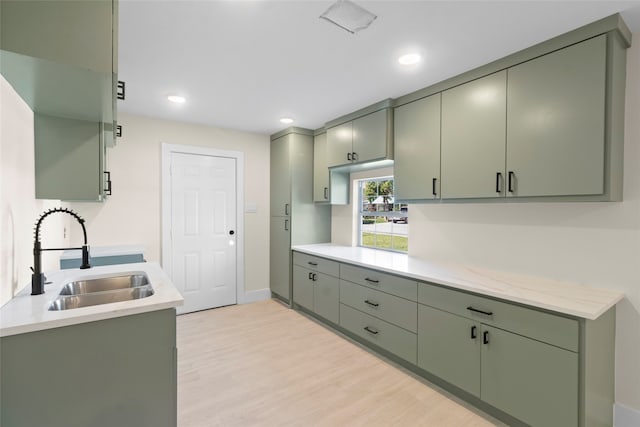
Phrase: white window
[{"left": 358, "top": 176, "right": 408, "bottom": 252}]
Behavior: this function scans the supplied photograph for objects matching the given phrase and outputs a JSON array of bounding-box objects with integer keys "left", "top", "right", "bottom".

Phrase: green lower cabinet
[
  {"left": 481, "top": 325, "right": 578, "bottom": 427},
  {"left": 417, "top": 304, "right": 481, "bottom": 397},
  {"left": 293, "top": 265, "right": 314, "bottom": 310},
  {"left": 313, "top": 273, "right": 339, "bottom": 324},
  {"left": 1, "top": 309, "right": 177, "bottom": 427}
]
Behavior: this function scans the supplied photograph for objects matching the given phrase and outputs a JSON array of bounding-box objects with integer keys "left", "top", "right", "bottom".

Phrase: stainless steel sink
[
  {"left": 48, "top": 272, "right": 154, "bottom": 311},
  {"left": 49, "top": 285, "right": 155, "bottom": 311},
  {"left": 58, "top": 272, "right": 149, "bottom": 295}
]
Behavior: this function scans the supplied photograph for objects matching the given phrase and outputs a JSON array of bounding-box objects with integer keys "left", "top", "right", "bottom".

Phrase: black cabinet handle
[
  {"left": 496, "top": 172, "right": 502, "bottom": 193},
  {"left": 508, "top": 171, "right": 515, "bottom": 193},
  {"left": 347, "top": 152, "right": 352, "bottom": 161},
  {"left": 483, "top": 331, "right": 490, "bottom": 344},
  {"left": 284, "top": 219, "right": 289, "bottom": 231},
  {"left": 116, "top": 125, "right": 122, "bottom": 138},
  {"left": 352, "top": 152, "right": 358, "bottom": 161},
  {"left": 104, "top": 171, "right": 112, "bottom": 195},
  {"left": 466, "top": 306, "right": 493, "bottom": 316},
  {"left": 324, "top": 187, "right": 329, "bottom": 200},
  {"left": 364, "top": 326, "right": 379, "bottom": 335},
  {"left": 308, "top": 272, "right": 313, "bottom": 280},
  {"left": 364, "top": 300, "right": 379, "bottom": 307},
  {"left": 432, "top": 178, "right": 437, "bottom": 196},
  {"left": 284, "top": 204, "right": 289, "bottom": 215},
  {"left": 364, "top": 277, "right": 380, "bottom": 284},
  {"left": 312, "top": 273, "right": 317, "bottom": 281},
  {"left": 117, "top": 80, "right": 126, "bottom": 100},
  {"left": 471, "top": 325, "right": 477, "bottom": 339},
  {"left": 308, "top": 261, "right": 318, "bottom": 266}
]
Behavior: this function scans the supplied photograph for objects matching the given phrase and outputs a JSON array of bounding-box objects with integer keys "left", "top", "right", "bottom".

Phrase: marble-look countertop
[
  {"left": 293, "top": 244, "right": 624, "bottom": 320},
  {"left": 0, "top": 262, "right": 183, "bottom": 337}
]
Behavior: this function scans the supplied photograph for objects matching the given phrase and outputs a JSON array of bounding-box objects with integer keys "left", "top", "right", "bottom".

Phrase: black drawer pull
[
  {"left": 432, "top": 178, "right": 437, "bottom": 196},
  {"left": 364, "top": 326, "right": 379, "bottom": 335},
  {"left": 364, "top": 278, "right": 380, "bottom": 284},
  {"left": 308, "top": 261, "right": 318, "bottom": 266},
  {"left": 312, "top": 273, "right": 317, "bottom": 281},
  {"left": 308, "top": 272, "right": 313, "bottom": 280},
  {"left": 483, "top": 331, "right": 490, "bottom": 344},
  {"left": 496, "top": 172, "right": 502, "bottom": 193},
  {"left": 364, "top": 300, "right": 379, "bottom": 307},
  {"left": 508, "top": 171, "right": 515, "bottom": 193},
  {"left": 467, "top": 306, "right": 493, "bottom": 316},
  {"left": 470, "top": 325, "right": 477, "bottom": 339},
  {"left": 347, "top": 152, "right": 352, "bottom": 161}
]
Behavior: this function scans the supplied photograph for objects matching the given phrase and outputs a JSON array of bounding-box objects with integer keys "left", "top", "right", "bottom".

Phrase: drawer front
[
  {"left": 293, "top": 252, "right": 339, "bottom": 277},
  {"left": 340, "top": 280, "right": 417, "bottom": 332},
  {"left": 340, "top": 264, "right": 417, "bottom": 301},
  {"left": 418, "top": 283, "right": 578, "bottom": 352},
  {"left": 340, "top": 304, "right": 417, "bottom": 364}
]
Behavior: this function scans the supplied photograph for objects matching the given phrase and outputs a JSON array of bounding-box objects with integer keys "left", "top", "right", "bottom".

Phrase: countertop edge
[{"left": 292, "top": 244, "right": 624, "bottom": 320}]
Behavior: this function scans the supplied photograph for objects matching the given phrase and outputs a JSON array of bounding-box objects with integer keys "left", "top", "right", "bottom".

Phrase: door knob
[{"left": 229, "top": 230, "right": 235, "bottom": 235}]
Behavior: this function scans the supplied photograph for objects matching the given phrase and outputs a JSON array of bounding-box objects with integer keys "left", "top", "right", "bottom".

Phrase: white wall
[
  {"left": 69, "top": 113, "right": 270, "bottom": 294},
  {"left": 0, "top": 76, "right": 67, "bottom": 306},
  {"left": 331, "top": 34, "right": 640, "bottom": 412}
]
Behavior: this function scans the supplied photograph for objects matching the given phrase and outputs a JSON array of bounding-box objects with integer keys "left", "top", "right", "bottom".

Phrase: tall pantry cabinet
[{"left": 270, "top": 128, "right": 331, "bottom": 303}]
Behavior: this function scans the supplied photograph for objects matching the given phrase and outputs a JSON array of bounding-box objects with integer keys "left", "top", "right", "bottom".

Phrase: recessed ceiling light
[
  {"left": 167, "top": 95, "right": 186, "bottom": 104},
  {"left": 280, "top": 117, "right": 294, "bottom": 124},
  {"left": 398, "top": 53, "right": 422, "bottom": 66}
]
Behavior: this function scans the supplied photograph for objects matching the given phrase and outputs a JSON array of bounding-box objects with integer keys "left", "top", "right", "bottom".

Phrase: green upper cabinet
[
  {"left": 313, "top": 132, "right": 330, "bottom": 202},
  {"left": 326, "top": 107, "right": 393, "bottom": 168},
  {"left": 394, "top": 93, "right": 442, "bottom": 201},
  {"left": 0, "top": 0, "right": 118, "bottom": 124},
  {"left": 506, "top": 35, "right": 606, "bottom": 198},
  {"left": 270, "top": 134, "right": 292, "bottom": 216},
  {"left": 441, "top": 71, "right": 507, "bottom": 199}
]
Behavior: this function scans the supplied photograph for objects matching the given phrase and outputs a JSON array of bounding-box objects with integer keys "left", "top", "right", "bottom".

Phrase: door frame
[{"left": 161, "top": 143, "right": 246, "bottom": 304}]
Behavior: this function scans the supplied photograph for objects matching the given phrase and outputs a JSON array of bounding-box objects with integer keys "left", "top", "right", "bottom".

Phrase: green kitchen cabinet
[
  {"left": 394, "top": 93, "right": 442, "bottom": 201},
  {"left": 292, "top": 253, "right": 340, "bottom": 324},
  {"left": 35, "top": 114, "right": 110, "bottom": 201},
  {"left": 269, "top": 129, "right": 331, "bottom": 302},
  {"left": 441, "top": 71, "right": 507, "bottom": 199},
  {"left": 326, "top": 104, "right": 393, "bottom": 168},
  {"left": 506, "top": 35, "right": 606, "bottom": 198},
  {"left": 313, "top": 130, "right": 330, "bottom": 202},
  {"left": 0, "top": 309, "right": 177, "bottom": 427},
  {"left": 417, "top": 304, "right": 481, "bottom": 397}
]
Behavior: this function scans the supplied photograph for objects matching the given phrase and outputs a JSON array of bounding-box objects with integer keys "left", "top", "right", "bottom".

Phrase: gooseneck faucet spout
[{"left": 32, "top": 208, "right": 91, "bottom": 295}]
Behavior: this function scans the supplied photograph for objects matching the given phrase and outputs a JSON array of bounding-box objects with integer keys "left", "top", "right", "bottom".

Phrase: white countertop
[
  {"left": 0, "top": 262, "right": 183, "bottom": 337},
  {"left": 60, "top": 244, "right": 146, "bottom": 260},
  {"left": 293, "top": 244, "right": 624, "bottom": 320}
]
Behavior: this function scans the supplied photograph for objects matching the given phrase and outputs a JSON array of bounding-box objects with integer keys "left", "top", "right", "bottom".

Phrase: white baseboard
[
  {"left": 239, "top": 288, "right": 271, "bottom": 304},
  {"left": 615, "top": 403, "right": 640, "bottom": 427}
]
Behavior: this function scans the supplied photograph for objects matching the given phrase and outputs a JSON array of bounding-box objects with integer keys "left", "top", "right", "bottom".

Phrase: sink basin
[
  {"left": 58, "top": 272, "right": 149, "bottom": 295},
  {"left": 48, "top": 285, "right": 155, "bottom": 311}
]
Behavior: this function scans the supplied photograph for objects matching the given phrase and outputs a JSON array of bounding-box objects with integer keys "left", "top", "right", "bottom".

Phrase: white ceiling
[{"left": 118, "top": 0, "right": 640, "bottom": 135}]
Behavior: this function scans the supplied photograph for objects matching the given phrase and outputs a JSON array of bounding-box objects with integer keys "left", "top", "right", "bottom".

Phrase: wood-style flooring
[{"left": 177, "top": 299, "right": 505, "bottom": 427}]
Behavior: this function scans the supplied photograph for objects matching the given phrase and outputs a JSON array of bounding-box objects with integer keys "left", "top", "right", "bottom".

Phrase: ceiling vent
[{"left": 319, "top": 0, "right": 377, "bottom": 34}]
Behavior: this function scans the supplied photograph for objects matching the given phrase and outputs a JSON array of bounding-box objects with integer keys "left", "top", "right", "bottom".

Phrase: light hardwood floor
[{"left": 177, "top": 299, "right": 505, "bottom": 427}]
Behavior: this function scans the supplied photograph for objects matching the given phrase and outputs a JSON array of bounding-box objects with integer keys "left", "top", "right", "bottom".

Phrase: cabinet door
[
  {"left": 417, "top": 305, "right": 480, "bottom": 397},
  {"left": 441, "top": 71, "right": 507, "bottom": 199},
  {"left": 313, "top": 273, "right": 339, "bottom": 324},
  {"left": 269, "top": 217, "right": 291, "bottom": 301},
  {"left": 506, "top": 35, "right": 606, "bottom": 197},
  {"left": 313, "top": 133, "right": 330, "bottom": 202},
  {"left": 326, "top": 122, "right": 353, "bottom": 168},
  {"left": 292, "top": 265, "right": 314, "bottom": 311},
  {"left": 35, "top": 114, "right": 103, "bottom": 201},
  {"left": 352, "top": 109, "right": 389, "bottom": 163},
  {"left": 270, "top": 135, "right": 291, "bottom": 216},
  {"left": 481, "top": 325, "right": 578, "bottom": 427},
  {"left": 394, "top": 94, "right": 441, "bottom": 200}
]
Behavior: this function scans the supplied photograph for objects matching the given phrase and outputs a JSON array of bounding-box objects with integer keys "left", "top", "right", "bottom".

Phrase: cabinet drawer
[
  {"left": 340, "top": 264, "right": 417, "bottom": 301},
  {"left": 340, "top": 304, "right": 417, "bottom": 364},
  {"left": 293, "top": 252, "right": 339, "bottom": 277},
  {"left": 340, "top": 280, "right": 417, "bottom": 332},
  {"left": 418, "top": 283, "right": 578, "bottom": 352}
]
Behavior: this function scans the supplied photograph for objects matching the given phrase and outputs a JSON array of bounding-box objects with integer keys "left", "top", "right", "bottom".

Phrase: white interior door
[{"left": 170, "top": 152, "right": 237, "bottom": 314}]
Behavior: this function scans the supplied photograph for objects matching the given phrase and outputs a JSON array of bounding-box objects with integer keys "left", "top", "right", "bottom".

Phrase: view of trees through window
[{"left": 359, "top": 177, "right": 408, "bottom": 252}]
